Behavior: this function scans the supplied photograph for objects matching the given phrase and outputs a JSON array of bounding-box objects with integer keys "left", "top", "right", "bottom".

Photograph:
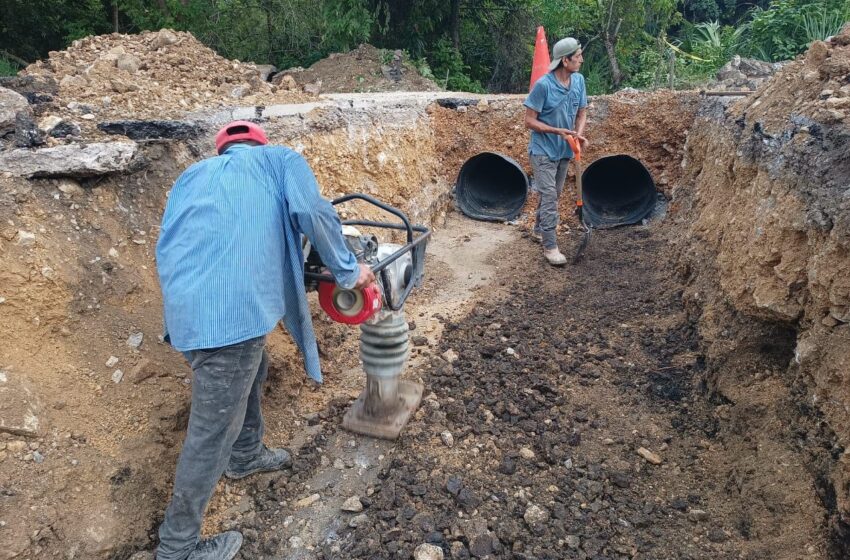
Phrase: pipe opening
[
  {"left": 456, "top": 152, "right": 528, "bottom": 222},
  {"left": 582, "top": 154, "right": 657, "bottom": 228}
]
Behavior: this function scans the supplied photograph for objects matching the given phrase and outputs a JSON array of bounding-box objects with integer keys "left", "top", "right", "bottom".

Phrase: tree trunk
[
  {"left": 264, "top": 1, "right": 274, "bottom": 63},
  {"left": 113, "top": 2, "right": 120, "bottom": 33},
  {"left": 450, "top": 0, "right": 461, "bottom": 49},
  {"left": 0, "top": 49, "right": 29, "bottom": 67},
  {"left": 603, "top": 33, "right": 623, "bottom": 87}
]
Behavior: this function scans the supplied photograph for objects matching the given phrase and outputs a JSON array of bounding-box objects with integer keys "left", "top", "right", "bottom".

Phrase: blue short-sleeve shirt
[{"left": 524, "top": 72, "right": 588, "bottom": 161}]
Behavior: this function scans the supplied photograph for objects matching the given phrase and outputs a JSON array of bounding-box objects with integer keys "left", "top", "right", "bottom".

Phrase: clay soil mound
[
  {"left": 21, "top": 29, "right": 309, "bottom": 119},
  {"left": 729, "top": 22, "right": 850, "bottom": 131},
  {"left": 278, "top": 44, "right": 442, "bottom": 94}
]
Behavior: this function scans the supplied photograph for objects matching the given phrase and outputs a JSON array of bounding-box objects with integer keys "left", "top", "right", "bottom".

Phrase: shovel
[{"left": 567, "top": 135, "right": 591, "bottom": 263}]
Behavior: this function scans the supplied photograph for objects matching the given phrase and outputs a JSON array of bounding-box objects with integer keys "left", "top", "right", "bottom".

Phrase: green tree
[
  {"left": 0, "top": 0, "right": 110, "bottom": 63},
  {"left": 741, "top": 0, "right": 849, "bottom": 61}
]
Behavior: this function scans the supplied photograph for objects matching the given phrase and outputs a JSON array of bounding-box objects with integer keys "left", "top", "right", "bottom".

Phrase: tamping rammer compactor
[{"left": 304, "top": 194, "right": 430, "bottom": 440}]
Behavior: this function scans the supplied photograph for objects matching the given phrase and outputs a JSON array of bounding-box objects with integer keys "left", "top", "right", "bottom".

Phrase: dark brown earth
[{"left": 223, "top": 222, "right": 833, "bottom": 560}]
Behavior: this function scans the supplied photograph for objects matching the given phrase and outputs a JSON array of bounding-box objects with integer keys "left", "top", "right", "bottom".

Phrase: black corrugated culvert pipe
[
  {"left": 455, "top": 152, "right": 528, "bottom": 221},
  {"left": 581, "top": 154, "right": 657, "bottom": 228}
]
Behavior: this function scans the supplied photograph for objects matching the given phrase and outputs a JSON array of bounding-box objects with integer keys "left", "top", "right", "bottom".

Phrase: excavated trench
[{"left": 2, "top": 34, "right": 850, "bottom": 560}]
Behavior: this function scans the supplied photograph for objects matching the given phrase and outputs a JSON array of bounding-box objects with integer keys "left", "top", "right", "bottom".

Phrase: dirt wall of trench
[
  {"left": 432, "top": 91, "right": 698, "bottom": 192},
  {"left": 674, "top": 28, "right": 850, "bottom": 554}
]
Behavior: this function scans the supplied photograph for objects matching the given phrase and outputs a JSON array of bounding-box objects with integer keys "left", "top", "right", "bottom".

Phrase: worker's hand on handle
[
  {"left": 577, "top": 135, "right": 589, "bottom": 149},
  {"left": 558, "top": 128, "right": 578, "bottom": 141},
  {"left": 353, "top": 263, "right": 376, "bottom": 289}
]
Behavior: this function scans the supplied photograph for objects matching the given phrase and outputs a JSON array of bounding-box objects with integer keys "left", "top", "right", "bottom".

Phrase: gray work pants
[
  {"left": 156, "top": 336, "right": 268, "bottom": 560},
  {"left": 531, "top": 154, "right": 570, "bottom": 250}
]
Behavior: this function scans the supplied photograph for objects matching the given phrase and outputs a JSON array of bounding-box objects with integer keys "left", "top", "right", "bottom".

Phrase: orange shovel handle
[{"left": 566, "top": 135, "right": 582, "bottom": 162}]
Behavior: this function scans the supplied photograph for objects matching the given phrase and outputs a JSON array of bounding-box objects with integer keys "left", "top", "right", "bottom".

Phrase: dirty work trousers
[
  {"left": 156, "top": 335, "right": 268, "bottom": 560},
  {"left": 531, "top": 154, "right": 570, "bottom": 250}
]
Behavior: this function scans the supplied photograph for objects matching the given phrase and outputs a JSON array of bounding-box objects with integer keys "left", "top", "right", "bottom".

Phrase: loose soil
[
  {"left": 278, "top": 44, "right": 441, "bottom": 94},
  {"left": 21, "top": 30, "right": 309, "bottom": 121},
  {"left": 212, "top": 220, "right": 830, "bottom": 560}
]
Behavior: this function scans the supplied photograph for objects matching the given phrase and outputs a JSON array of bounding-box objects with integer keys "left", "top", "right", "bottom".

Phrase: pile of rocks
[
  {"left": 18, "top": 29, "right": 307, "bottom": 120},
  {"left": 712, "top": 55, "right": 783, "bottom": 91}
]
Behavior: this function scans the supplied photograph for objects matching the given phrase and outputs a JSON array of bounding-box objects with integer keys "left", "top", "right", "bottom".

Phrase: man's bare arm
[
  {"left": 575, "top": 107, "right": 588, "bottom": 147},
  {"left": 525, "top": 107, "right": 586, "bottom": 143},
  {"left": 525, "top": 107, "right": 575, "bottom": 137}
]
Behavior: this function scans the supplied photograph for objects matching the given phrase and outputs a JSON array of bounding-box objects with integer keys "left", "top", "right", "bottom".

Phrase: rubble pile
[
  {"left": 20, "top": 29, "right": 308, "bottom": 120},
  {"left": 734, "top": 26, "right": 850, "bottom": 126},
  {"left": 711, "top": 55, "right": 783, "bottom": 91},
  {"left": 276, "top": 44, "right": 442, "bottom": 94}
]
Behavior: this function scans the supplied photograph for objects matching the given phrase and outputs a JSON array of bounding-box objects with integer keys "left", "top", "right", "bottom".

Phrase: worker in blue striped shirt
[{"left": 154, "top": 121, "right": 375, "bottom": 560}]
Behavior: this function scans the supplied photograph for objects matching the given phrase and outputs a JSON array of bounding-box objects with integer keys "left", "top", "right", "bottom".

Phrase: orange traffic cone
[{"left": 529, "top": 26, "right": 551, "bottom": 91}]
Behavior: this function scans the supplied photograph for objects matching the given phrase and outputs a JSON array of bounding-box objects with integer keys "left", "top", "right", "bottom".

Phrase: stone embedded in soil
[
  {"left": 57, "top": 178, "right": 84, "bottom": 196},
  {"left": 349, "top": 513, "right": 369, "bottom": 528},
  {"left": 413, "top": 543, "right": 444, "bottom": 560},
  {"left": 38, "top": 115, "right": 64, "bottom": 135},
  {"left": 15, "top": 231, "right": 36, "bottom": 246},
  {"left": 565, "top": 535, "right": 581, "bottom": 550},
  {"left": 341, "top": 496, "right": 364, "bottom": 513},
  {"left": 150, "top": 29, "right": 179, "bottom": 50},
  {"left": 7, "top": 440, "right": 27, "bottom": 453},
  {"left": 456, "top": 487, "right": 481, "bottom": 509},
  {"left": 127, "top": 332, "right": 144, "bottom": 349},
  {"left": 442, "top": 349, "right": 459, "bottom": 364},
  {"left": 637, "top": 446, "right": 663, "bottom": 465},
  {"left": 295, "top": 493, "right": 320, "bottom": 508},
  {"left": 459, "top": 518, "right": 498, "bottom": 558},
  {"left": 446, "top": 475, "right": 463, "bottom": 496},
  {"left": 671, "top": 497, "right": 689, "bottom": 512},
  {"left": 131, "top": 359, "right": 157, "bottom": 383},
  {"left": 440, "top": 430, "right": 454, "bottom": 448},
  {"left": 523, "top": 504, "right": 549, "bottom": 526},
  {"left": 106, "top": 356, "right": 119, "bottom": 367},
  {"left": 116, "top": 54, "right": 142, "bottom": 73},
  {"left": 14, "top": 112, "right": 45, "bottom": 148},
  {"left": 708, "top": 527, "right": 728, "bottom": 543},
  {"left": 0, "top": 142, "right": 138, "bottom": 178},
  {"left": 0, "top": 87, "right": 29, "bottom": 135},
  {"left": 518, "top": 447, "right": 535, "bottom": 460},
  {"left": 497, "top": 456, "right": 517, "bottom": 475},
  {"left": 49, "top": 121, "right": 81, "bottom": 138},
  {"left": 611, "top": 471, "right": 631, "bottom": 488},
  {"left": 688, "top": 509, "right": 710, "bottom": 522},
  {"left": 0, "top": 373, "right": 41, "bottom": 437},
  {"left": 111, "top": 369, "right": 124, "bottom": 383},
  {"left": 450, "top": 541, "right": 469, "bottom": 558}
]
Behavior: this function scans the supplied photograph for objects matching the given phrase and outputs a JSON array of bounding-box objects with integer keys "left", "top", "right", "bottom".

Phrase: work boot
[
  {"left": 543, "top": 248, "right": 567, "bottom": 266},
  {"left": 529, "top": 230, "right": 542, "bottom": 243},
  {"left": 224, "top": 445, "right": 292, "bottom": 480},
  {"left": 185, "top": 531, "right": 242, "bottom": 560}
]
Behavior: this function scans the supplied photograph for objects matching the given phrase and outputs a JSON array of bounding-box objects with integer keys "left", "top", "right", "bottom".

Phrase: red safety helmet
[{"left": 214, "top": 120, "right": 269, "bottom": 154}]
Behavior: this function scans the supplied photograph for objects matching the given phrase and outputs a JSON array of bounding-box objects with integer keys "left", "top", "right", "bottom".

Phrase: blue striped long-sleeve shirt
[{"left": 156, "top": 143, "right": 360, "bottom": 382}]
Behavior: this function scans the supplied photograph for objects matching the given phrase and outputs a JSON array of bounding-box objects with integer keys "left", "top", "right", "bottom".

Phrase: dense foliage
[{"left": 1, "top": 0, "right": 848, "bottom": 92}]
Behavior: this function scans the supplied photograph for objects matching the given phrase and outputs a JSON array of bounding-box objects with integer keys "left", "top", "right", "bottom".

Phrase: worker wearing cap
[
  {"left": 154, "top": 121, "right": 375, "bottom": 560},
  {"left": 524, "top": 37, "right": 588, "bottom": 266}
]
